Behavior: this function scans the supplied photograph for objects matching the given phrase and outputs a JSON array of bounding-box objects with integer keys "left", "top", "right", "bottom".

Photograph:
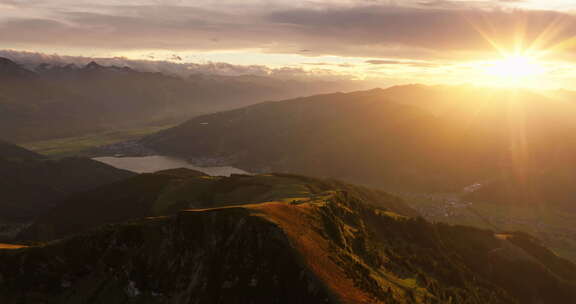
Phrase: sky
[{"left": 2, "top": 0, "right": 576, "bottom": 88}]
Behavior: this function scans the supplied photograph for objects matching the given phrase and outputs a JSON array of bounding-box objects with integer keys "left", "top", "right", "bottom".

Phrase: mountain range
[{"left": 0, "top": 57, "right": 365, "bottom": 143}]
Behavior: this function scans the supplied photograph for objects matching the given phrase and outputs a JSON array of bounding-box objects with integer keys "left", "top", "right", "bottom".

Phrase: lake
[{"left": 93, "top": 155, "right": 249, "bottom": 176}]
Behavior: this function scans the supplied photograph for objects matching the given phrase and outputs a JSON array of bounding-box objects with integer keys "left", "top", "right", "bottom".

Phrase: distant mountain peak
[
  {"left": 35, "top": 63, "right": 52, "bottom": 70},
  {"left": 0, "top": 57, "right": 18, "bottom": 67},
  {"left": 35, "top": 63, "right": 81, "bottom": 73},
  {"left": 84, "top": 61, "right": 103, "bottom": 70},
  {"left": 80, "top": 61, "right": 135, "bottom": 74}
]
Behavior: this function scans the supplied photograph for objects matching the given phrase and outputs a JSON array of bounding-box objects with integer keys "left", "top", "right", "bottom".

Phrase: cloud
[{"left": 1, "top": 1, "right": 576, "bottom": 60}]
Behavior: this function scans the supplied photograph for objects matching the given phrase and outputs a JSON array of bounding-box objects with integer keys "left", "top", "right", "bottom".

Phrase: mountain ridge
[{"left": 2, "top": 177, "right": 576, "bottom": 303}]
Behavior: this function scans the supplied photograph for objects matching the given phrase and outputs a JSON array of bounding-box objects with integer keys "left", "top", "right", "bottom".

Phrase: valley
[{"left": 401, "top": 190, "right": 576, "bottom": 262}]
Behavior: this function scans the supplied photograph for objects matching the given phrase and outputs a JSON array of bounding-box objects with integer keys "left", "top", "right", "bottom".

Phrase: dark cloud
[
  {"left": 0, "top": 0, "right": 45, "bottom": 6},
  {"left": 366, "top": 59, "right": 441, "bottom": 67},
  {"left": 268, "top": 6, "right": 576, "bottom": 57},
  {"left": 366, "top": 60, "right": 406, "bottom": 65},
  {"left": 303, "top": 62, "right": 355, "bottom": 67},
  {"left": 417, "top": 0, "right": 512, "bottom": 9}
]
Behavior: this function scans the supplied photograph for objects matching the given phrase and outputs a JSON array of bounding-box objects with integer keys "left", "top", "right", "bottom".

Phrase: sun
[
  {"left": 469, "top": 53, "right": 548, "bottom": 88},
  {"left": 485, "top": 54, "right": 545, "bottom": 80},
  {"left": 461, "top": 51, "right": 555, "bottom": 89}
]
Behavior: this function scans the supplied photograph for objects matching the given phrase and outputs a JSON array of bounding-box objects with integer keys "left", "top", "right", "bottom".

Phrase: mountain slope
[
  {"left": 0, "top": 140, "right": 44, "bottom": 161},
  {"left": 2, "top": 177, "right": 576, "bottom": 303},
  {"left": 142, "top": 85, "right": 576, "bottom": 193},
  {"left": 143, "top": 89, "right": 438, "bottom": 189}
]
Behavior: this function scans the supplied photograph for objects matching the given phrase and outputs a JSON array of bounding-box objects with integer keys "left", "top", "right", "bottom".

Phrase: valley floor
[
  {"left": 400, "top": 191, "right": 576, "bottom": 263},
  {"left": 19, "top": 124, "right": 176, "bottom": 158}
]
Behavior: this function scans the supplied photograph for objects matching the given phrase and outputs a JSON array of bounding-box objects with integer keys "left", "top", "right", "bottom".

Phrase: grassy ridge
[{"left": 3, "top": 177, "right": 576, "bottom": 303}]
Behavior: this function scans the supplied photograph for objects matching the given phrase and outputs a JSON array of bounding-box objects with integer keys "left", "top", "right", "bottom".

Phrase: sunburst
[
  {"left": 483, "top": 53, "right": 545, "bottom": 86},
  {"left": 462, "top": 11, "right": 576, "bottom": 88}
]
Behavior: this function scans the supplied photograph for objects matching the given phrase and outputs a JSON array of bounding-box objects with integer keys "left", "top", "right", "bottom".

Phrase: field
[{"left": 20, "top": 124, "right": 176, "bottom": 158}]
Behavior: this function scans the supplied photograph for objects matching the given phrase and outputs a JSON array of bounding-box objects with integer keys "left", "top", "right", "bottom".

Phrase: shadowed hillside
[
  {"left": 0, "top": 140, "right": 44, "bottom": 161},
  {"left": 0, "top": 141, "right": 134, "bottom": 227}
]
